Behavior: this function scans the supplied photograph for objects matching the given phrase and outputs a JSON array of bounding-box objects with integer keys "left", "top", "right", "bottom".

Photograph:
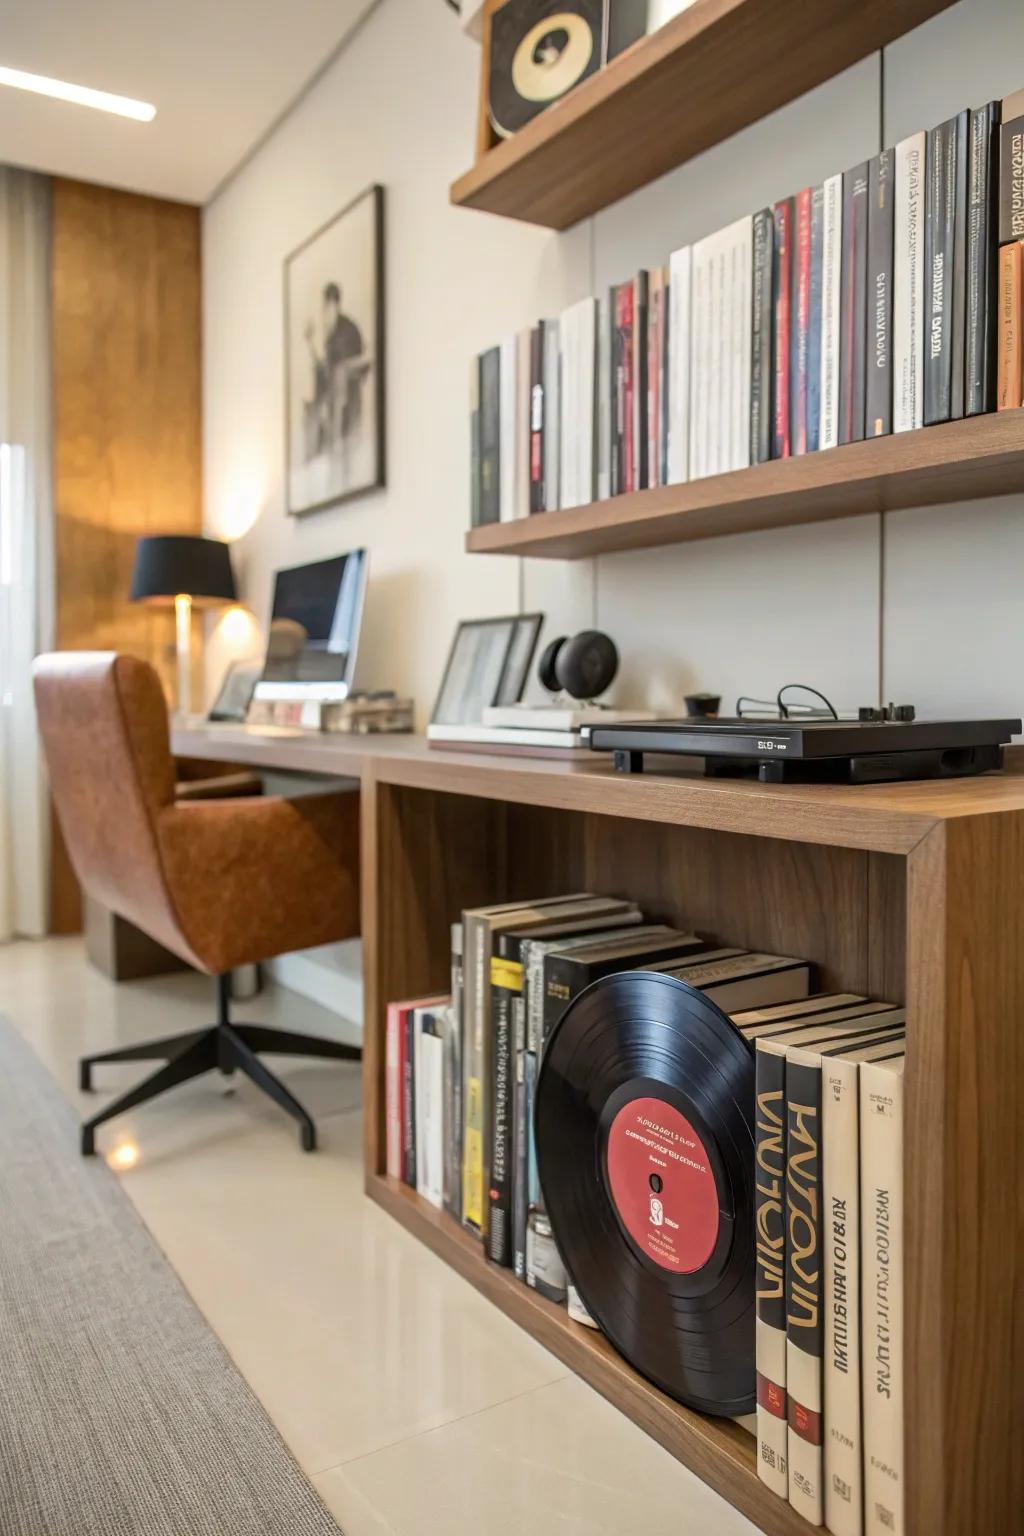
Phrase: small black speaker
[{"left": 538, "top": 630, "right": 618, "bottom": 701}]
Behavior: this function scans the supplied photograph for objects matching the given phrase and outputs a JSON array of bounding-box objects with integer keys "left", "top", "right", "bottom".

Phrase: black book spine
[
  {"left": 470, "top": 358, "right": 481, "bottom": 528},
  {"left": 634, "top": 271, "right": 649, "bottom": 491},
  {"left": 486, "top": 938, "right": 521, "bottom": 1267},
  {"left": 967, "top": 102, "right": 1000, "bottom": 415},
  {"left": 924, "top": 118, "right": 957, "bottom": 425},
  {"left": 950, "top": 111, "right": 970, "bottom": 419},
  {"left": 839, "top": 163, "right": 869, "bottom": 445},
  {"left": 402, "top": 1009, "right": 416, "bottom": 1188},
  {"left": 786, "top": 1055, "right": 824, "bottom": 1511},
  {"left": 866, "top": 150, "right": 895, "bottom": 438},
  {"left": 755, "top": 1046, "right": 788, "bottom": 1489},
  {"left": 750, "top": 208, "right": 774, "bottom": 464},
  {"left": 541, "top": 952, "right": 583, "bottom": 1051},
  {"left": 478, "top": 345, "right": 501, "bottom": 525},
  {"left": 529, "top": 323, "right": 544, "bottom": 513},
  {"left": 999, "top": 115, "right": 1024, "bottom": 245}
]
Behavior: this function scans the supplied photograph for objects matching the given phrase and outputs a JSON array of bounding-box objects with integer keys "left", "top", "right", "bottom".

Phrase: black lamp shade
[{"left": 130, "top": 536, "right": 237, "bottom": 608}]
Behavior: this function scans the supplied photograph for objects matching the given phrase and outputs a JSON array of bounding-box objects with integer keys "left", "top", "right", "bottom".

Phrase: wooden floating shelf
[
  {"left": 465, "top": 410, "right": 1024, "bottom": 559},
  {"left": 450, "top": 0, "right": 955, "bottom": 230},
  {"left": 367, "top": 1174, "right": 813, "bottom": 1536}
]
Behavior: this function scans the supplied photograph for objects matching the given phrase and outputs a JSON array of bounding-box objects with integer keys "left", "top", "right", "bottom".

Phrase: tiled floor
[{"left": 0, "top": 937, "right": 758, "bottom": 1536}]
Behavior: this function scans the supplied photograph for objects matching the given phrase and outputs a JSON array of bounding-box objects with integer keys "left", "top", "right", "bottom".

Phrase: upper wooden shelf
[
  {"left": 464, "top": 410, "right": 1024, "bottom": 559},
  {"left": 450, "top": 0, "right": 955, "bottom": 230}
]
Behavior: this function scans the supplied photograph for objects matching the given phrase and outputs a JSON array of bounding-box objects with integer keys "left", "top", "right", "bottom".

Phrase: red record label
[{"left": 605, "top": 1096, "right": 719, "bottom": 1273}]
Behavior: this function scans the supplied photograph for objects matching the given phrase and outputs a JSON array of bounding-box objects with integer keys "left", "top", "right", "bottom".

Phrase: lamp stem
[{"left": 174, "top": 592, "right": 192, "bottom": 717}]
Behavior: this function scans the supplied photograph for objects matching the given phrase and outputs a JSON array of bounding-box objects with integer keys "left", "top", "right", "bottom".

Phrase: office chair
[{"left": 33, "top": 652, "right": 362, "bottom": 1156}]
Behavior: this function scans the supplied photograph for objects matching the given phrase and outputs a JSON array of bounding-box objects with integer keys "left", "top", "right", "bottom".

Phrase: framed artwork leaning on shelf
[{"left": 284, "top": 183, "right": 385, "bottom": 516}]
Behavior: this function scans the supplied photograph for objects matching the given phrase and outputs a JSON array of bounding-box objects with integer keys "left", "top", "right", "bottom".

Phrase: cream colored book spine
[
  {"left": 822, "top": 1052, "right": 864, "bottom": 1536},
  {"left": 860, "top": 1056, "right": 905, "bottom": 1535}
]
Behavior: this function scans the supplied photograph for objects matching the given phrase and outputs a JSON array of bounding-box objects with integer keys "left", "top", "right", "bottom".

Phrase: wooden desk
[{"left": 171, "top": 721, "right": 1024, "bottom": 1536}]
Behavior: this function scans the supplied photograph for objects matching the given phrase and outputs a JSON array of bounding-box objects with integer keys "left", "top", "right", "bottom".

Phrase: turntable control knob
[
  {"left": 892, "top": 703, "right": 916, "bottom": 722},
  {"left": 859, "top": 706, "right": 884, "bottom": 722}
]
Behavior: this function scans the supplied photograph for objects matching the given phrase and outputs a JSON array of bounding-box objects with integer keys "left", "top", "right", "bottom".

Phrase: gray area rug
[{"left": 0, "top": 1017, "right": 344, "bottom": 1535}]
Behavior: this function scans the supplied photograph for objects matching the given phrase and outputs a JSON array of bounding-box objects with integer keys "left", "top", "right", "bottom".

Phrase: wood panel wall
[{"left": 50, "top": 177, "right": 202, "bottom": 930}]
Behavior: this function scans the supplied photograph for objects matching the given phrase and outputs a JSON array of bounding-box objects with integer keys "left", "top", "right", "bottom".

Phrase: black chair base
[{"left": 79, "top": 975, "right": 361, "bottom": 1156}]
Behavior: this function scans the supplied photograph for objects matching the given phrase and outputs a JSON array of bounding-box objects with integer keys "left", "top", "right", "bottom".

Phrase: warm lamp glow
[
  {"left": 214, "top": 477, "right": 263, "bottom": 542},
  {"left": 219, "top": 604, "right": 259, "bottom": 651},
  {"left": 108, "top": 1141, "right": 139, "bottom": 1170}
]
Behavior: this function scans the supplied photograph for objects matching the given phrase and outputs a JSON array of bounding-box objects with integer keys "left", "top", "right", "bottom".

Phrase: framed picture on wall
[{"left": 284, "top": 184, "right": 385, "bottom": 517}]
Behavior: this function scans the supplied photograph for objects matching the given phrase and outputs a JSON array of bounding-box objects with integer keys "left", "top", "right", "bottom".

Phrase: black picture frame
[
  {"left": 431, "top": 613, "right": 543, "bottom": 726},
  {"left": 283, "top": 183, "right": 386, "bottom": 517}
]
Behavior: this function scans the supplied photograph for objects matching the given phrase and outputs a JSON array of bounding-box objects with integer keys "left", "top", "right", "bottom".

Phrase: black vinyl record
[
  {"left": 535, "top": 970, "right": 756, "bottom": 1415},
  {"left": 488, "top": 0, "right": 604, "bottom": 140}
]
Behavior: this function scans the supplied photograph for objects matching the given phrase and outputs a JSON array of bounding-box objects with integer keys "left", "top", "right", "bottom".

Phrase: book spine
[
  {"left": 403, "top": 1007, "right": 416, "bottom": 1189},
  {"left": 461, "top": 914, "right": 484, "bottom": 1232},
  {"left": 866, "top": 150, "right": 895, "bottom": 438},
  {"left": 386, "top": 1003, "right": 401, "bottom": 1179},
  {"left": 529, "top": 323, "right": 544, "bottom": 512},
  {"left": 839, "top": 162, "right": 869, "bottom": 444},
  {"left": 967, "top": 103, "right": 1000, "bottom": 415},
  {"left": 750, "top": 211, "right": 774, "bottom": 465},
  {"left": 542, "top": 319, "right": 560, "bottom": 512},
  {"left": 486, "top": 954, "right": 519, "bottom": 1265},
  {"left": 689, "top": 249, "right": 707, "bottom": 479},
  {"left": 997, "top": 241, "right": 1022, "bottom": 409},
  {"left": 498, "top": 337, "right": 516, "bottom": 519},
  {"left": 579, "top": 298, "right": 598, "bottom": 503},
  {"left": 820, "top": 173, "right": 843, "bottom": 449},
  {"left": 822, "top": 1055, "right": 864, "bottom": 1536},
  {"left": 417, "top": 1012, "right": 444, "bottom": 1209},
  {"left": 710, "top": 243, "right": 727, "bottom": 475},
  {"left": 661, "top": 271, "right": 671, "bottom": 484},
  {"left": 647, "top": 273, "right": 660, "bottom": 490},
  {"left": 634, "top": 271, "right": 649, "bottom": 490},
  {"left": 786, "top": 1055, "right": 824, "bottom": 1525},
  {"left": 754, "top": 1044, "right": 789, "bottom": 1498},
  {"left": 512, "top": 989, "right": 529, "bottom": 1280},
  {"left": 733, "top": 218, "right": 753, "bottom": 472},
  {"left": 923, "top": 119, "right": 957, "bottom": 425},
  {"left": 560, "top": 305, "right": 577, "bottom": 509},
  {"left": 806, "top": 186, "right": 824, "bottom": 452},
  {"left": 469, "top": 357, "right": 481, "bottom": 528},
  {"left": 999, "top": 115, "right": 1024, "bottom": 244},
  {"left": 894, "top": 132, "right": 926, "bottom": 432},
  {"left": 516, "top": 328, "right": 531, "bottom": 517},
  {"left": 597, "top": 297, "right": 610, "bottom": 501},
  {"left": 772, "top": 198, "right": 793, "bottom": 458},
  {"left": 950, "top": 111, "right": 970, "bottom": 419},
  {"left": 860, "top": 1064, "right": 904, "bottom": 1535},
  {"left": 478, "top": 347, "right": 501, "bottom": 525},
  {"left": 792, "top": 188, "right": 812, "bottom": 455},
  {"left": 447, "top": 927, "right": 464, "bottom": 1221}
]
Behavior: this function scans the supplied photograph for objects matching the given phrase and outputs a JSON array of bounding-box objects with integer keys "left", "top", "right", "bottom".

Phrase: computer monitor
[{"left": 253, "top": 548, "right": 368, "bottom": 702}]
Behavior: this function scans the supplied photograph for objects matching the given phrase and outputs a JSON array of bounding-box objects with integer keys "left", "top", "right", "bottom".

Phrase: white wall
[{"left": 203, "top": 0, "right": 1024, "bottom": 1012}]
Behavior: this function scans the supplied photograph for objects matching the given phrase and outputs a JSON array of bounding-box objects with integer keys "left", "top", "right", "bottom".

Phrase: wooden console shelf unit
[
  {"left": 465, "top": 408, "right": 1024, "bottom": 559},
  {"left": 172, "top": 724, "right": 1024, "bottom": 1536},
  {"left": 450, "top": 0, "right": 955, "bottom": 229}
]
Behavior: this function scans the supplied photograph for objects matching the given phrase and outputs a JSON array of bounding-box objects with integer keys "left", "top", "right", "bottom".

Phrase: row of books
[
  {"left": 749, "top": 993, "right": 906, "bottom": 1536},
  {"left": 468, "top": 87, "right": 1024, "bottom": 526}
]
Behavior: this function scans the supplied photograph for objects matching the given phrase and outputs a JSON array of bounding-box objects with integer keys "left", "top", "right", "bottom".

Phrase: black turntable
[{"left": 589, "top": 713, "right": 1021, "bottom": 784}]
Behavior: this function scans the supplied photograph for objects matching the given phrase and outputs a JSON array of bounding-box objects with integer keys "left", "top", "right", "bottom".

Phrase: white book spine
[
  {"left": 667, "top": 245, "right": 691, "bottom": 484},
  {"left": 597, "top": 295, "right": 611, "bottom": 501},
  {"left": 499, "top": 337, "right": 516, "bottom": 521},
  {"left": 820, "top": 173, "right": 843, "bottom": 449},
  {"left": 577, "top": 298, "right": 598, "bottom": 504},
  {"left": 516, "top": 328, "right": 532, "bottom": 517},
  {"left": 709, "top": 244, "right": 726, "bottom": 477},
  {"left": 822, "top": 1055, "right": 864, "bottom": 1536},
  {"left": 689, "top": 251, "right": 706, "bottom": 480},
  {"left": 559, "top": 306, "right": 576, "bottom": 509},
  {"left": 385, "top": 1007, "right": 401, "bottom": 1179},
  {"left": 860, "top": 1060, "right": 904, "bottom": 1535},
  {"left": 419, "top": 1026, "right": 445, "bottom": 1209},
  {"left": 894, "top": 132, "right": 925, "bottom": 433},
  {"left": 414, "top": 1009, "right": 426, "bottom": 1197},
  {"left": 543, "top": 319, "right": 560, "bottom": 512}
]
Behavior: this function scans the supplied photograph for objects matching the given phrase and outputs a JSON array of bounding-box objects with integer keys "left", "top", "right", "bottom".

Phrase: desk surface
[{"left": 171, "top": 722, "right": 1024, "bottom": 857}]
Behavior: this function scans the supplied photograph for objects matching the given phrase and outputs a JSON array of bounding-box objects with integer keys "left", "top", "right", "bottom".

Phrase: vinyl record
[
  {"left": 488, "top": 0, "right": 604, "bottom": 140},
  {"left": 535, "top": 970, "right": 756, "bottom": 1415}
]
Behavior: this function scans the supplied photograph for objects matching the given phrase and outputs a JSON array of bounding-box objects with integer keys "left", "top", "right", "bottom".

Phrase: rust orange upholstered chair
[{"left": 33, "top": 652, "right": 361, "bottom": 1156}]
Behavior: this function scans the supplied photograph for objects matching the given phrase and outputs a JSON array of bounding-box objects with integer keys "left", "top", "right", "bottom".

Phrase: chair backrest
[{"left": 33, "top": 652, "right": 190, "bottom": 957}]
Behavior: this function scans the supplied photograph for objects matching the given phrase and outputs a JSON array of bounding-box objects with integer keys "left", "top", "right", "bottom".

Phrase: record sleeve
[{"left": 489, "top": 0, "right": 604, "bottom": 140}]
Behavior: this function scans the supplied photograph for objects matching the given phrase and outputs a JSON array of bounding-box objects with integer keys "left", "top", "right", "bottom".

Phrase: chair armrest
[
  {"left": 156, "top": 790, "right": 360, "bottom": 974},
  {"left": 175, "top": 772, "right": 263, "bottom": 802}
]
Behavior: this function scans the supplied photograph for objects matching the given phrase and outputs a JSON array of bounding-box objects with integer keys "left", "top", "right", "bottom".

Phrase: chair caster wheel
[
  {"left": 301, "top": 1124, "right": 316, "bottom": 1153},
  {"left": 79, "top": 1063, "right": 93, "bottom": 1092},
  {"left": 81, "top": 1126, "right": 96, "bottom": 1157}
]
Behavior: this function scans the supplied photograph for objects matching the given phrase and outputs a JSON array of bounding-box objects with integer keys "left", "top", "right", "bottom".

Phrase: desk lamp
[{"left": 130, "top": 535, "right": 237, "bottom": 716}]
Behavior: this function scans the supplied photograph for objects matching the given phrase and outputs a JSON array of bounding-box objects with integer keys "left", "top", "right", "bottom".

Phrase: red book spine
[
  {"left": 621, "top": 284, "right": 635, "bottom": 492},
  {"left": 792, "top": 188, "right": 812, "bottom": 455},
  {"left": 773, "top": 198, "right": 792, "bottom": 458}
]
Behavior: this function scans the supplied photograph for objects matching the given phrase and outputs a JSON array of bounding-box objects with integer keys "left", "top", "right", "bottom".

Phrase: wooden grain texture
[
  {"left": 172, "top": 723, "right": 1024, "bottom": 857},
  {"left": 452, "top": 0, "right": 955, "bottom": 228},
  {"left": 367, "top": 1175, "right": 810, "bottom": 1536},
  {"left": 51, "top": 178, "right": 202, "bottom": 930},
  {"left": 466, "top": 409, "right": 1024, "bottom": 557},
  {"left": 904, "top": 816, "right": 1024, "bottom": 1534}
]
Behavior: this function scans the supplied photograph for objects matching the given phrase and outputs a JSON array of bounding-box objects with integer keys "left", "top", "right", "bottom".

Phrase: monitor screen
[{"left": 257, "top": 548, "right": 368, "bottom": 698}]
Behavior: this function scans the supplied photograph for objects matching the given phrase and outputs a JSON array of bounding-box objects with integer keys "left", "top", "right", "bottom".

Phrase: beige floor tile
[{"left": 318, "top": 1375, "right": 760, "bottom": 1536}]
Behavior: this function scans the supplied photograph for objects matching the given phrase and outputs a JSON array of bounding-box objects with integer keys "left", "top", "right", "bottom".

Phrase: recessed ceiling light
[{"left": 0, "top": 64, "right": 156, "bottom": 122}]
